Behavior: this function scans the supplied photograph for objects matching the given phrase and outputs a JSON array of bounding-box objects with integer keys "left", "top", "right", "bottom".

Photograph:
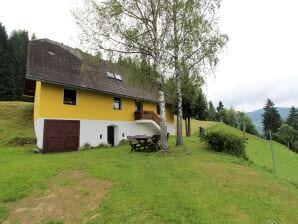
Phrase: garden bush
[{"left": 202, "top": 127, "right": 247, "bottom": 158}]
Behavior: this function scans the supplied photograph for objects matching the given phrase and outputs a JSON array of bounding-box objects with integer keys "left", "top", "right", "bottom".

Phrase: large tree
[
  {"left": 0, "top": 24, "right": 29, "bottom": 101},
  {"left": 0, "top": 23, "right": 16, "bottom": 100},
  {"left": 276, "top": 124, "right": 296, "bottom": 149},
  {"left": 181, "top": 76, "right": 202, "bottom": 137},
  {"left": 166, "top": 0, "right": 227, "bottom": 145},
  {"left": 223, "top": 107, "right": 237, "bottom": 127},
  {"left": 8, "top": 30, "right": 29, "bottom": 100},
  {"left": 74, "top": 0, "right": 171, "bottom": 150},
  {"left": 262, "top": 98, "right": 282, "bottom": 138},
  {"left": 216, "top": 101, "right": 224, "bottom": 122},
  {"left": 286, "top": 106, "right": 298, "bottom": 130},
  {"left": 207, "top": 101, "right": 217, "bottom": 121},
  {"left": 236, "top": 111, "right": 258, "bottom": 135},
  {"left": 193, "top": 88, "right": 208, "bottom": 121}
]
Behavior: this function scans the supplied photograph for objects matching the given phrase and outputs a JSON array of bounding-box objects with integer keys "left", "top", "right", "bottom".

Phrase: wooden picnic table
[{"left": 127, "top": 135, "right": 160, "bottom": 152}]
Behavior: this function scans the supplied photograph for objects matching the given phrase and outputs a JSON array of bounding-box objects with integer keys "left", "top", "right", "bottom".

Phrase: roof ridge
[{"left": 33, "top": 38, "right": 83, "bottom": 60}]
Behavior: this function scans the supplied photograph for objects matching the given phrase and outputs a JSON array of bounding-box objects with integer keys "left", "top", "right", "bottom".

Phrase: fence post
[
  {"left": 199, "top": 127, "right": 205, "bottom": 136},
  {"left": 269, "top": 130, "right": 277, "bottom": 176}
]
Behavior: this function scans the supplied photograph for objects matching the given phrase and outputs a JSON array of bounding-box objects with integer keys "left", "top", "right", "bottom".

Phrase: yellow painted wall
[
  {"left": 35, "top": 82, "right": 174, "bottom": 123},
  {"left": 33, "top": 81, "right": 41, "bottom": 122},
  {"left": 143, "top": 102, "right": 156, "bottom": 113},
  {"left": 166, "top": 106, "right": 174, "bottom": 123}
]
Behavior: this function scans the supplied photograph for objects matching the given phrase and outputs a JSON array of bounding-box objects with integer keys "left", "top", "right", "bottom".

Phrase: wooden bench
[
  {"left": 146, "top": 135, "right": 160, "bottom": 151},
  {"left": 127, "top": 135, "right": 162, "bottom": 152},
  {"left": 129, "top": 139, "right": 142, "bottom": 152}
]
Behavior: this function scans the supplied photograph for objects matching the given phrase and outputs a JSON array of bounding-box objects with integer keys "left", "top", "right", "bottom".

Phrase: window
[
  {"left": 64, "top": 89, "right": 77, "bottom": 105},
  {"left": 113, "top": 97, "right": 122, "bottom": 110}
]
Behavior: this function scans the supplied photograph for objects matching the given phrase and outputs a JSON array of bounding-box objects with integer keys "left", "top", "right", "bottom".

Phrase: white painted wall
[{"left": 35, "top": 118, "right": 175, "bottom": 149}]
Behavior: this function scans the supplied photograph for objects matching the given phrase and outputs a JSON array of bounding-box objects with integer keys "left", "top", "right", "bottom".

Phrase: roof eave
[{"left": 26, "top": 76, "right": 160, "bottom": 104}]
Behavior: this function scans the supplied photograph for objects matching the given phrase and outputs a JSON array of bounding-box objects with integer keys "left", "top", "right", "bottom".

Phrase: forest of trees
[
  {"left": 262, "top": 98, "right": 298, "bottom": 152},
  {"left": 0, "top": 22, "right": 34, "bottom": 101}
]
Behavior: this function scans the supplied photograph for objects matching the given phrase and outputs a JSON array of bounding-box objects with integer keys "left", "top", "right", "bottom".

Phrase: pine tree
[
  {"left": 193, "top": 89, "right": 208, "bottom": 121},
  {"left": 262, "top": 98, "right": 282, "bottom": 137},
  {"left": 286, "top": 106, "right": 298, "bottom": 130},
  {"left": 30, "top": 33, "right": 37, "bottom": 40},
  {"left": 207, "top": 101, "right": 217, "bottom": 121},
  {"left": 8, "top": 30, "right": 29, "bottom": 100},
  {"left": 217, "top": 101, "right": 225, "bottom": 122},
  {"left": 0, "top": 23, "right": 16, "bottom": 100}
]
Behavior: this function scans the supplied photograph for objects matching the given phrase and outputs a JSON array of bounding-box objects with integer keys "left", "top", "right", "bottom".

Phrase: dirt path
[{"left": 3, "top": 170, "right": 112, "bottom": 224}]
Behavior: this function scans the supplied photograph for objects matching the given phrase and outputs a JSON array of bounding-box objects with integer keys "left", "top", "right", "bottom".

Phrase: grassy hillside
[
  {"left": 0, "top": 102, "right": 35, "bottom": 146},
  {"left": 0, "top": 102, "right": 297, "bottom": 223},
  {"left": 174, "top": 117, "right": 218, "bottom": 136},
  {"left": 206, "top": 123, "right": 298, "bottom": 184}
]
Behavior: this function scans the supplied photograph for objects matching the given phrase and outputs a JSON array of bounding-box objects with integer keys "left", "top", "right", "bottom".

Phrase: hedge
[{"left": 202, "top": 128, "right": 247, "bottom": 158}]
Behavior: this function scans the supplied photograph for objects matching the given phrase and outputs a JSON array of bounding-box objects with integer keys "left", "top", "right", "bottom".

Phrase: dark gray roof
[{"left": 26, "top": 39, "right": 159, "bottom": 102}]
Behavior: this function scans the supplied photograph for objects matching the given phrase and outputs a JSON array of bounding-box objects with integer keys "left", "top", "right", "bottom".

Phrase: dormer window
[{"left": 64, "top": 89, "right": 77, "bottom": 105}]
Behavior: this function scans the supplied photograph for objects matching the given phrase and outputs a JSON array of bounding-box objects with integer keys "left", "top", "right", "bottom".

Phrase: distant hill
[{"left": 246, "top": 107, "right": 290, "bottom": 134}]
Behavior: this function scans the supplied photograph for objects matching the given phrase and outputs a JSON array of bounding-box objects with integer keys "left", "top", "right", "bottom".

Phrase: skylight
[
  {"left": 107, "top": 71, "right": 123, "bottom": 81},
  {"left": 115, "top": 73, "right": 123, "bottom": 81},
  {"left": 48, "top": 51, "right": 55, "bottom": 56},
  {"left": 107, "top": 72, "right": 115, "bottom": 79}
]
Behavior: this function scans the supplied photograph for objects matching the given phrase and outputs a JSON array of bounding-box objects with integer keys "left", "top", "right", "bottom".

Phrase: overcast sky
[{"left": 1, "top": 0, "right": 298, "bottom": 112}]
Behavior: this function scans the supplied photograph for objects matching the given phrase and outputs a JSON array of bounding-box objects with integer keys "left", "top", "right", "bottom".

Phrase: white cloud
[
  {"left": 0, "top": 0, "right": 79, "bottom": 45},
  {"left": 206, "top": 0, "right": 298, "bottom": 111}
]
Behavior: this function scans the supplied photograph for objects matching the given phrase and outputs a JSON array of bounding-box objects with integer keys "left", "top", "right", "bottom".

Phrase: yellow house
[{"left": 25, "top": 39, "right": 175, "bottom": 152}]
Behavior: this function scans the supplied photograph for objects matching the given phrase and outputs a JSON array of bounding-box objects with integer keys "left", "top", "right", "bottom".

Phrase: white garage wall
[{"left": 35, "top": 118, "right": 175, "bottom": 149}]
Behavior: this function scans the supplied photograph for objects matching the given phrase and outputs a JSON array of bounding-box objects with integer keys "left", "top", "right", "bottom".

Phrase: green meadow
[{"left": 0, "top": 102, "right": 297, "bottom": 223}]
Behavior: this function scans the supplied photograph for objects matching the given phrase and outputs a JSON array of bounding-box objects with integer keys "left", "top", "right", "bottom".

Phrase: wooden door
[
  {"left": 107, "top": 126, "right": 114, "bottom": 146},
  {"left": 43, "top": 120, "right": 80, "bottom": 153}
]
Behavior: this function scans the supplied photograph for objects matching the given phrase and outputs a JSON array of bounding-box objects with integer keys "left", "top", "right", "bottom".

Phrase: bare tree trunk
[
  {"left": 185, "top": 118, "right": 188, "bottom": 137},
  {"left": 187, "top": 117, "right": 191, "bottom": 137}
]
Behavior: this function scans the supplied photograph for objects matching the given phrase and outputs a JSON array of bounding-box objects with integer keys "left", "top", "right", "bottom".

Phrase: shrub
[
  {"left": 80, "top": 143, "right": 92, "bottom": 150},
  {"left": 202, "top": 128, "right": 247, "bottom": 158},
  {"left": 97, "top": 143, "right": 111, "bottom": 148},
  {"left": 118, "top": 139, "right": 129, "bottom": 145}
]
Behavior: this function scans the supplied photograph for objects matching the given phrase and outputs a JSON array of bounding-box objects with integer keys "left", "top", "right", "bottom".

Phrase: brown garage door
[{"left": 43, "top": 120, "right": 80, "bottom": 153}]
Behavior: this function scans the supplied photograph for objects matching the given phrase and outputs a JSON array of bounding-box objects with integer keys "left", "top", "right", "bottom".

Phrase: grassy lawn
[
  {"left": 0, "top": 102, "right": 298, "bottom": 223},
  {"left": 204, "top": 123, "right": 298, "bottom": 185},
  {"left": 1, "top": 137, "right": 298, "bottom": 223},
  {"left": 0, "top": 102, "right": 34, "bottom": 145}
]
